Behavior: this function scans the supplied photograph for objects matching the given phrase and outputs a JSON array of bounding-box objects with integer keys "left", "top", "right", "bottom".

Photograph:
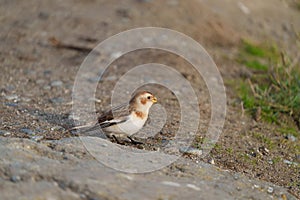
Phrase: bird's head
[{"left": 130, "top": 91, "right": 157, "bottom": 113}]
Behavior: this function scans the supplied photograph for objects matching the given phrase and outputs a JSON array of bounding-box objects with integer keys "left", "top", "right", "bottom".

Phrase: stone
[
  {"left": 50, "top": 80, "right": 63, "bottom": 87},
  {"left": 0, "top": 130, "right": 11, "bottom": 136},
  {"left": 267, "top": 186, "right": 274, "bottom": 194},
  {"left": 179, "top": 147, "right": 203, "bottom": 156},
  {"left": 287, "top": 134, "right": 297, "bottom": 142},
  {"left": 5, "top": 102, "right": 18, "bottom": 107},
  {"left": 31, "top": 135, "right": 44, "bottom": 142},
  {"left": 50, "top": 97, "right": 64, "bottom": 104},
  {"left": 20, "top": 128, "right": 35, "bottom": 136},
  {"left": 10, "top": 175, "right": 21, "bottom": 182},
  {"left": 5, "top": 94, "right": 19, "bottom": 101}
]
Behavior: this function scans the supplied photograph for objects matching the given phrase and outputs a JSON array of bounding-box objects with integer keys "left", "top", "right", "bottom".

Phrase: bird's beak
[{"left": 152, "top": 97, "right": 157, "bottom": 103}]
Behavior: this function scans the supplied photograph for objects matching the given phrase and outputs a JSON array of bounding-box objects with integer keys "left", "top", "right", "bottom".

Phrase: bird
[{"left": 75, "top": 91, "right": 157, "bottom": 144}]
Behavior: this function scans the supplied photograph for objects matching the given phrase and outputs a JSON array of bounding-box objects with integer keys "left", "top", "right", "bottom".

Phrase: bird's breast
[{"left": 104, "top": 113, "right": 147, "bottom": 136}]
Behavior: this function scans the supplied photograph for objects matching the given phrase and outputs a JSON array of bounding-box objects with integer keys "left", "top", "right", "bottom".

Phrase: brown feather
[
  {"left": 134, "top": 111, "right": 145, "bottom": 119},
  {"left": 140, "top": 98, "right": 147, "bottom": 105}
]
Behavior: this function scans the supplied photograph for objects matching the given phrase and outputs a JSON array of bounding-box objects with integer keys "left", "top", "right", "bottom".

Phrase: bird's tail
[{"left": 65, "top": 123, "right": 107, "bottom": 138}]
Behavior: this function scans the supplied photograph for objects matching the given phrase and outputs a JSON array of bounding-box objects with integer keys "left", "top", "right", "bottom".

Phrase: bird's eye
[{"left": 147, "top": 96, "right": 151, "bottom": 100}]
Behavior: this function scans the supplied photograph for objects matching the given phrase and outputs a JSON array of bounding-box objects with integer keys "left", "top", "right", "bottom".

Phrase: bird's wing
[
  {"left": 74, "top": 103, "right": 131, "bottom": 134},
  {"left": 97, "top": 103, "right": 131, "bottom": 128}
]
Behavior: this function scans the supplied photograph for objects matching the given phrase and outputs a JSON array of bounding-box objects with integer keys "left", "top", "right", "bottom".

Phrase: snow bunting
[{"left": 78, "top": 91, "right": 157, "bottom": 142}]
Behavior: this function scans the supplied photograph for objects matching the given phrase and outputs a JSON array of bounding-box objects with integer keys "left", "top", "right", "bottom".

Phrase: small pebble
[
  {"left": 0, "top": 130, "right": 11, "bottom": 136},
  {"left": 161, "top": 139, "right": 169, "bottom": 147},
  {"left": 287, "top": 134, "right": 297, "bottom": 142},
  {"left": 88, "top": 97, "right": 102, "bottom": 103},
  {"left": 5, "top": 94, "right": 19, "bottom": 101},
  {"left": 20, "top": 128, "right": 35, "bottom": 136},
  {"left": 51, "top": 126, "right": 65, "bottom": 131},
  {"left": 161, "top": 181, "right": 181, "bottom": 187},
  {"left": 36, "top": 128, "right": 47, "bottom": 133},
  {"left": 50, "top": 80, "right": 63, "bottom": 87},
  {"left": 101, "top": 143, "right": 108, "bottom": 147},
  {"left": 186, "top": 184, "right": 200, "bottom": 191},
  {"left": 43, "top": 85, "right": 51, "bottom": 90},
  {"left": 105, "top": 75, "right": 117, "bottom": 81},
  {"left": 36, "top": 79, "right": 46, "bottom": 84},
  {"left": 5, "top": 102, "right": 18, "bottom": 107},
  {"left": 50, "top": 97, "right": 64, "bottom": 104},
  {"left": 283, "top": 159, "right": 299, "bottom": 166},
  {"left": 6, "top": 85, "right": 15, "bottom": 91},
  {"left": 87, "top": 77, "right": 100, "bottom": 83},
  {"left": 233, "top": 174, "right": 239, "bottom": 180},
  {"left": 283, "top": 159, "right": 293, "bottom": 165},
  {"left": 43, "top": 70, "right": 52, "bottom": 76},
  {"left": 267, "top": 186, "right": 274, "bottom": 194},
  {"left": 68, "top": 114, "right": 80, "bottom": 121},
  {"left": 31, "top": 135, "right": 44, "bottom": 142},
  {"left": 253, "top": 184, "right": 260, "bottom": 189},
  {"left": 179, "top": 147, "right": 203, "bottom": 156},
  {"left": 24, "top": 69, "right": 36, "bottom": 75},
  {"left": 10, "top": 175, "right": 21, "bottom": 182},
  {"left": 267, "top": 159, "right": 274, "bottom": 165},
  {"left": 208, "top": 158, "right": 215, "bottom": 165},
  {"left": 21, "top": 97, "right": 31, "bottom": 102}
]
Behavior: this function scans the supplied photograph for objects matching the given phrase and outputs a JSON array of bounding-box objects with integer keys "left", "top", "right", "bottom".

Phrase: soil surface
[{"left": 1, "top": 0, "right": 299, "bottom": 199}]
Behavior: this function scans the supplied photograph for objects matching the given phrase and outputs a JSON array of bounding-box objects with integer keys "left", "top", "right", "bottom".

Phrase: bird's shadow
[
  {"left": 26, "top": 108, "right": 107, "bottom": 139},
  {"left": 27, "top": 109, "right": 75, "bottom": 129}
]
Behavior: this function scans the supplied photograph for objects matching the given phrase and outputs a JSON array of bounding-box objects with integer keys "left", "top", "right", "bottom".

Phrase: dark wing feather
[
  {"left": 97, "top": 102, "right": 131, "bottom": 125},
  {"left": 75, "top": 103, "right": 132, "bottom": 135}
]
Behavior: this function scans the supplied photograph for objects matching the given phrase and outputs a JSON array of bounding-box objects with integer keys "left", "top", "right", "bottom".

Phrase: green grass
[
  {"left": 272, "top": 156, "right": 281, "bottom": 164},
  {"left": 243, "top": 41, "right": 266, "bottom": 57},
  {"left": 235, "top": 40, "right": 300, "bottom": 135},
  {"left": 237, "top": 40, "right": 278, "bottom": 72},
  {"left": 278, "top": 127, "right": 299, "bottom": 137},
  {"left": 226, "top": 147, "right": 234, "bottom": 154},
  {"left": 252, "top": 132, "right": 275, "bottom": 149},
  {"left": 243, "top": 60, "right": 268, "bottom": 71}
]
